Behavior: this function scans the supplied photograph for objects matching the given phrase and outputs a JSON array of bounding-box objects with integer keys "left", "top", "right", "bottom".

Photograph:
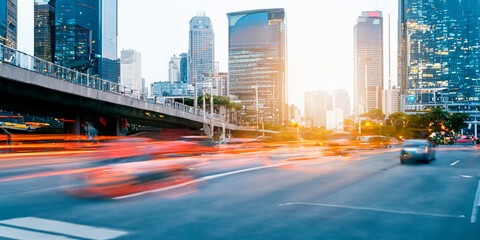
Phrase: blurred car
[
  {"left": 324, "top": 132, "right": 360, "bottom": 154},
  {"left": 64, "top": 159, "right": 198, "bottom": 198},
  {"left": 400, "top": 139, "right": 436, "bottom": 164},
  {"left": 177, "top": 136, "right": 217, "bottom": 146},
  {"left": 456, "top": 136, "right": 474, "bottom": 144},
  {"left": 359, "top": 135, "right": 389, "bottom": 149}
]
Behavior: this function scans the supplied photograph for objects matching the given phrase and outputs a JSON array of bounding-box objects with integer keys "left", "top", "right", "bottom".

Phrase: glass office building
[
  {"left": 227, "top": 8, "right": 287, "bottom": 125},
  {"left": 0, "top": 0, "right": 16, "bottom": 48},
  {"left": 354, "top": 11, "right": 383, "bottom": 115},
  {"left": 187, "top": 15, "right": 215, "bottom": 88},
  {"left": 54, "top": 0, "right": 118, "bottom": 82},
  {"left": 399, "top": 0, "right": 480, "bottom": 136},
  {"left": 34, "top": 0, "right": 55, "bottom": 62}
]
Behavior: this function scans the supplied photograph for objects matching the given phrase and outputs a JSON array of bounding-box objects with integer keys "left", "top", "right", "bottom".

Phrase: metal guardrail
[{"left": 0, "top": 44, "right": 225, "bottom": 124}]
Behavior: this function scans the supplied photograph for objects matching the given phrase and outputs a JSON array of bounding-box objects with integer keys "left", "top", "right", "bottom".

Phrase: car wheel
[{"left": 400, "top": 159, "right": 405, "bottom": 164}]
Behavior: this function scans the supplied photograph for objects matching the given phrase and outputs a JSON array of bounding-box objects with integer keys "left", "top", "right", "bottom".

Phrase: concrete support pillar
[{"left": 64, "top": 113, "right": 81, "bottom": 136}]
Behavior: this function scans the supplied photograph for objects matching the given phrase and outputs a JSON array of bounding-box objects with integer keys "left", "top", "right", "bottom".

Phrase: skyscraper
[
  {"left": 304, "top": 91, "right": 333, "bottom": 128},
  {"left": 169, "top": 54, "right": 181, "bottom": 83},
  {"left": 187, "top": 14, "right": 214, "bottom": 89},
  {"left": 34, "top": 0, "right": 55, "bottom": 62},
  {"left": 120, "top": 49, "right": 142, "bottom": 98},
  {"left": 179, "top": 53, "right": 188, "bottom": 83},
  {"left": 54, "top": 0, "right": 118, "bottom": 82},
  {"left": 354, "top": 11, "right": 383, "bottom": 115},
  {"left": 0, "top": 0, "right": 16, "bottom": 48},
  {"left": 399, "top": 0, "right": 480, "bottom": 112},
  {"left": 227, "top": 8, "right": 287, "bottom": 125},
  {"left": 334, "top": 89, "right": 351, "bottom": 118}
]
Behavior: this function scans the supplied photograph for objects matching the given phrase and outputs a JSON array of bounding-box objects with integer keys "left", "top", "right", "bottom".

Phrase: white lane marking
[
  {"left": 114, "top": 162, "right": 291, "bottom": 200},
  {"left": 471, "top": 180, "right": 480, "bottom": 223},
  {"left": 450, "top": 160, "right": 460, "bottom": 166},
  {"left": 279, "top": 202, "right": 465, "bottom": 219},
  {"left": 0, "top": 217, "right": 128, "bottom": 240},
  {"left": 461, "top": 175, "right": 473, "bottom": 178},
  {"left": 0, "top": 225, "right": 76, "bottom": 240}
]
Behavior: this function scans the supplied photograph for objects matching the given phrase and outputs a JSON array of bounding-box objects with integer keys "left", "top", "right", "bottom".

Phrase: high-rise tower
[
  {"left": 34, "top": 0, "right": 55, "bottom": 62},
  {"left": 187, "top": 14, "right": 214, "bottom": 89},
  {"left": 0, "top": 0, "right": 16, "bottom": 48},
  {"left": 354, "top": 11, "right": 383, "bottom": 115},
  {"left": 227, "top": 8, "right": 287, "bottom": 125},
  {"left": 54, "top": 0, "right": 118, "bottom": 82}
]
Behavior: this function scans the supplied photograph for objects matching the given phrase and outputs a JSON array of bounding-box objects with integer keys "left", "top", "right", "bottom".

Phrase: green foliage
[
  {"left": 446, "top": 113, "right": 470, "bottom": 132},
  {"left": 387, "top": 112, "right": 407, "bottom": 128},
  {"left": 361, "top": 109, "right": 385, "bottom": 121},
  {"left": 299, "top": 127, "right": 333, "bottom": 141}
]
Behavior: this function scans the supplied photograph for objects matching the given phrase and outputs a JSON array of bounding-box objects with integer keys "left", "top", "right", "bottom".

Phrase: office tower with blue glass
[
  {"left": 354, "top": 11, "right": 383, "bottom": 115},
  {"left": 34, "top": 0, "right": 55, "bottom": 62},
  {"left": 399, "top": 0, "right": 480, "bottom": 136},
  {"left": 187, "top": 14, "right": 215, "bottom": 90},
  {"left": 0, "top": 0, "right": 16, "bottom": 48},
  {"left": 227, "top": 8, "right": 287, "bottom": 125},
  {"left": 54, "top": 0, "right": 118, "bottom": 82}
]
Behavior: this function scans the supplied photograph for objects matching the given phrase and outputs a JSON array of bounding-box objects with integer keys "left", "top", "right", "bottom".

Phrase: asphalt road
[{"left": 0, "top": 145, "right": 479, "bottom": 240}]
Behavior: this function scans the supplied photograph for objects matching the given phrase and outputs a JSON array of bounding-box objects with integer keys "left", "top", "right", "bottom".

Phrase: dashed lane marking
[
  {"left": 279, "top": 202, "right": 465, "bottom": 219},
  {"left": 450, "top": 160, "right": 460, "bottom": 166},
  {"left": 471, "top": 180, "right": 480, "bottom": 223},
  {"left": 0, "top": 217, "right": 128, "bottom": 240},
  {"left": 0, "top": 225, "right": 75, "bottom": 240}
]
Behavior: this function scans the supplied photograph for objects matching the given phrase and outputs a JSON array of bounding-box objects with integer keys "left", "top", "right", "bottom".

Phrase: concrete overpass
[{"left": 0, "top": 44, "right": 243, "bottom": 136}]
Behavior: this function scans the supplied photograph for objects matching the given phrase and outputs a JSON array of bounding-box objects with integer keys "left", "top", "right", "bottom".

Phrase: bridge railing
[{"left": 0, "top": 44, "right": 230, "bottom": 126}]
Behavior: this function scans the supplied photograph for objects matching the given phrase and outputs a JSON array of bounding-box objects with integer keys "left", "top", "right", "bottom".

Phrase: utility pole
[{"left": 210, "top": 83, "right": 214, "bottom": 139}]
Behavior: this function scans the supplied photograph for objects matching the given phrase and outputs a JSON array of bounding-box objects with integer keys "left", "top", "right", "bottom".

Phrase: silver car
[{"left": 400, "top": 139, "right": 436, "bottom": 164}]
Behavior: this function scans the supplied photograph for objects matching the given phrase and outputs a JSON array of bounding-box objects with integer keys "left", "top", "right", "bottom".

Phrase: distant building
[
  {"left": 305, "top": 91, "right": 333, "bottom": 128},
  {"left": 227, "top": 8, "right": 287, "bottom": 125},
  {"left": 54, "top": 0, "right": 118, "bottom": 82},
  {"left": 34, "top": 0, "right": 55, "bottom": 62},
  {"left": 354, "top": 11, "right": 383, "bottom": 115},
  {"left": 0, "top": 0, "right": 16, "bottom": 48},
  {"left": 151, "top": 81, "right": 193, "bottom": 97},
  {"left": 382, "top": 88, "right": 400, "bottom": 116},
  {"left": 168, "top": 54, "right": 182, "bottom": 83},
  {"left": 179, "top": 53, "right": 188, "bottom": 83},
  {"left": 334, "top": 89, "right": 351, "bottom": 118},
  {"left": 199, "top": 73, "right": 228, "bottom": 96},
  {"left": 187, "top": 14, "right": 214, "bottom": 85},
  {"left": 120, "top": 49, "right": 142, "bottom": 98},
  {"left": 326, "top": 109, "right": 344, "bottom": 131}
]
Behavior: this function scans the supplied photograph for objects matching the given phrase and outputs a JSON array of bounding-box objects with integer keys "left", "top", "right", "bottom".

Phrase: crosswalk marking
[
  {"left": 0, "top": 217, "right": 128, "bottom": 240},
  {"left": 0, "top": 225, "right": 76, "bottom": 240}
]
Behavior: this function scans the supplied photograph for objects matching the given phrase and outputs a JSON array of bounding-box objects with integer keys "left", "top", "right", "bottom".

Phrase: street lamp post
[{"left": 251, "top": 85, "right": 259, "bottom": 131}]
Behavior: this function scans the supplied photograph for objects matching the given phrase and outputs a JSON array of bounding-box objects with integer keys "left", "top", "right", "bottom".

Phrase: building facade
[
  {"left": 120, "top": 49, "right": 142, "bottom": 98},
  {"left": 304, "top": 90, "right": 333, "bottom": 128},
  {"left": 199, "top": 74, "right": 228, "bottom": 97},
  {"left": 54, "top": 0, "right": 118, "bottom": 82},
  {"left": 334, "top": 89, "right": 351, "bottom": 118},
  {"left": 0, "top": 0, "right": 16, "bottom": 48},
  {"left": 179, "top": 53, "right": 188, "bottom": 83},
  {"left": 169, "top": 54, "right": 182, "bottom": 83},
  {"left": 151, "top": 81, "right": 193, "bottom": 97},
  {"left": 382, "top": 88, "right": 400, "bottom": 116},
  {"left": 187, "top": 14, "right": 215, "bottom": 87},
  {"left": 399, "top": 0, "right": 480, "bottom": 136},
  {"left": 354, "top": 11, "right": 383, "bottom": 115},
  {"left": 227, "top": 8, "right": 287, "bottom": 125},
  {"left": 34, "top": 0, "right": 55, "bottom": 62}
]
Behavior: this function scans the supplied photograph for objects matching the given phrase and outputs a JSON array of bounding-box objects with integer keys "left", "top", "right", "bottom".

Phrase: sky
[{"left": 18, "top": 0, "right": 398, "bottom": 110}]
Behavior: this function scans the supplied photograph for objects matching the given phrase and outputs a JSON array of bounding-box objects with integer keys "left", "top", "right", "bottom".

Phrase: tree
[
  {"left": 361, "top": 109, "right": 385, "bottom": 122},
  {"left": 387, "top": 112, "right": 407, "bottom": 128},
  {"left": 446, "top": 113, "right": 470, "bottom": 133}
]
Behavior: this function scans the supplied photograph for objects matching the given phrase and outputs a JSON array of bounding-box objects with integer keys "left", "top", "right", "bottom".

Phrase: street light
[{"left": 251, "top": 85, "right": 259, "bottom": 131}]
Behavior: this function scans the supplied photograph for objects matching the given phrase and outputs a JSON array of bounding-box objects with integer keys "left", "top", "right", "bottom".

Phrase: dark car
[{"left": 400, "top": 139, "right": 436, "bottom": 164}]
